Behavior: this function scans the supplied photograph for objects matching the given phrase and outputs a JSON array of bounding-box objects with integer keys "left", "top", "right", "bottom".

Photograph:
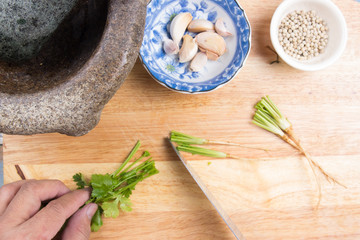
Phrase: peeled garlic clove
[
  {"left": 205, "top": 50, "right": 220, "bottom": 61},
  {"left": 179, "top": 35, "right": 198, "bottom": 63},
  {"left": 163, "top": 39, "right": 179, "bottom": 55},
  {"left": 188, "top": 19, "right": 215, "bottom": 33},
  {"left": 190, "top": 52, "right": 208, "bottom": 72},
  {"left": 215, "top": 18, "right": 232, "bottom": 37},
  {"left": 170, "top": 12, "right": 193, "bottom": 46},
  {"left": 195, "top": 32, "right": 226, "bottom": 59},
  {"left": 198, "top": 46, "right": 219, "bottom": 61}
]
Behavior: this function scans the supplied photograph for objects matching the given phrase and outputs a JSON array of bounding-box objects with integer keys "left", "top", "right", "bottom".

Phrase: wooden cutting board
[{"left": 3, "top": 0, "right": 360, "bottom": 239}]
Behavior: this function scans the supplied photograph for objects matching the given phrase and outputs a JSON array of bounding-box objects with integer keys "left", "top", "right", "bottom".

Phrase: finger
[
  {"left": 21, "top": 189, "right": 90, "bottom": 240},
  {"left": 0, "top": 180, "right": 27, "bottom": 215},
  {"left": 3, "top": 179, "right": 70, "bottom": 225},
  {"left": 62, "top": 203, "right": 98, "bottom": 240}
]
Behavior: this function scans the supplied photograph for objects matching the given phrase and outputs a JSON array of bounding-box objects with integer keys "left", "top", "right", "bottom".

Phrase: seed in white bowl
[{"left": 278, "top": 10, "right": 329, "bottom": 61}]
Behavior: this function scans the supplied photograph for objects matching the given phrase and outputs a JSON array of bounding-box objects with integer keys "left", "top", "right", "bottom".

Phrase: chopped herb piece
[
  {"left": 170, "top": 131, "right": 208, "bottom": 145},
  {"left": 177, "top": 145, "right": 227, "bottom": 158},
  {"left": 170, "top": 130, "right": 268, "bottom": 151}
]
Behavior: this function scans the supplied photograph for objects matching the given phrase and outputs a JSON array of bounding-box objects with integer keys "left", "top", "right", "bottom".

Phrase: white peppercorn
[{"left": 278, "top": 10, "right": 329, "bottom": 60}]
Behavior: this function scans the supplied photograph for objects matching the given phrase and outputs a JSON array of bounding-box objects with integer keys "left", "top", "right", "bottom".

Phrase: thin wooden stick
[{"left": 15, "top": 165, "right": 26, "bottom": 180}]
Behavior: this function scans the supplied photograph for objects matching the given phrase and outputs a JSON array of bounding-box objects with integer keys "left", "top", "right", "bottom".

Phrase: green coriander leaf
[
  {"left": 91, "top": 173, "right": 115, "bottom": 188},
  {"left": 102, "top": 200, "right": 120, "bottom": 218},
  {"left": 91, "top": 188, "right": 111, "bottom": 200},
  {"left": 143, "top": 151, "right": 150, "bottom": 157},
  {"left": 121, "top": 188, "right": 134, "bottom": 198},
  {"left": 73, "top": 173, "right": 87, "bottom": 189},
  {"left": 91, "top": 207, "right": 103, "bottom": 232},
  {"left": 91, "top": 174, "right": 119, "bottom": 199},
  {"left": 119, "top": 197, "right": 132, "bottom": 212}
]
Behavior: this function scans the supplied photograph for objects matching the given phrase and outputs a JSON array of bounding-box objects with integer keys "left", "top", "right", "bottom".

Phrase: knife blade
[{"left": 168, "top": 139, "right": 245, "bottom": 240}]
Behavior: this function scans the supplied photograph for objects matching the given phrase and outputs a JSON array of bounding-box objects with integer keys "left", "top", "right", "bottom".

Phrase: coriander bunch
[{"left": 73, "top": 141, "right": 159, "bottom": 232}]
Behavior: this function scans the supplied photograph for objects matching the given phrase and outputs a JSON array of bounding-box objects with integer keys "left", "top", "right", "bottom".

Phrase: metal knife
[{"left": 168, "top": 139, "right": 245, "bottom": 240}]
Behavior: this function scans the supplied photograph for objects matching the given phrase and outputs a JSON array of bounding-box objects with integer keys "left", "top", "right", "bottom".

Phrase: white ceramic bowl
[{"left": 270, "top": 0, "right": 347, "bottom": 71}]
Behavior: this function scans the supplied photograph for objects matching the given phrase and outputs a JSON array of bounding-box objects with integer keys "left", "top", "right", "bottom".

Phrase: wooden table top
[{"left": 3, "top": 0, "right": 360, "bottom": 239}]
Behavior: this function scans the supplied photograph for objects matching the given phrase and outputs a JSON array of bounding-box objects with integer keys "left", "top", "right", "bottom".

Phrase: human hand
[{"left": 0, "top": 179, "right": 98, "bottom": 240}]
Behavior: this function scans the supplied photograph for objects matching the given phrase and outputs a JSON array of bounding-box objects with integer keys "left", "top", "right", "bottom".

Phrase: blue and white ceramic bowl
[{"left": 140, "top": 0, "right": 251, "bottom": 94}]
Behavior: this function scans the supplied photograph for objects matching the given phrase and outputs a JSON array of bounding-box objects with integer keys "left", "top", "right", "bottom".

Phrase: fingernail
[{"left": 86, "top": 203, "right": 98, "bottom": 220}]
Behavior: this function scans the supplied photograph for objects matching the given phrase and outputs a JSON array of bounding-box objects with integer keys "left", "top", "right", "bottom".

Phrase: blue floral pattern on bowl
[{"left": 140, "top": 0, "right": 251, "bottom": 94}]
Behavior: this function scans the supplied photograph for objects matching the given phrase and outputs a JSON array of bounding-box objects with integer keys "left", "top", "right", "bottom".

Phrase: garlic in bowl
[
  {"left": 270, "top": 0, "right": 347, "bottom": 71},
  {"left": 140, "top": 0, "right": 251, "bottom": 94}
]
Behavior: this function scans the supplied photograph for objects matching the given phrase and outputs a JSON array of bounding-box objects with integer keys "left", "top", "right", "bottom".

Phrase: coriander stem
[
  {"left": 171, "top": 131, "right": 269, "bottom": 152},
  {"left": 117, "top": 171, "right": 157, "bottom": 195},
  {"left": 132, "top": 159, "right": 154, "bottom": 172},
  {"left": 113, "top": 141, "right": 141, "bottom": 177},
  {"left": 122, "top": 153, "right": 149, "bottom": 173},
  {"left": 177, "top": 145, "right": 227, "bottom": 158},
  {"left": 207, "top": 140, "right": 269, "bottom": 151},
  {"left": 113, "top": 160, "right": 154, "bottom": 189},
  {"left": 113, "top": 173, "right": 137, "bottom": 190},
  {"left": 225, "top": 154, "right": 258, "bottom": 161},
  {"left": 170, "top": 131, "right": 207, "bottom": 145},
  {"left": 253, "top": 111, "right": 284, "bottom": 136}
]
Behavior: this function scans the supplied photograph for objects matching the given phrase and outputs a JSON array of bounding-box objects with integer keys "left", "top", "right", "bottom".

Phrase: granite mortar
[{"left": 0, "top": 0, "right": 147, "bottom": 136}]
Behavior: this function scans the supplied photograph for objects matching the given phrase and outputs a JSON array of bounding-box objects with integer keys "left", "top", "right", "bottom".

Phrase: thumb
[{"left": 62, "top": 203, "right": 98, "bottom": 240}]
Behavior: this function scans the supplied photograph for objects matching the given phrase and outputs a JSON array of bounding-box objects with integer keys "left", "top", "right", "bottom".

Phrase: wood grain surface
[{"left": 3, "top": 0, "right": 360, "bottom": 239}]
